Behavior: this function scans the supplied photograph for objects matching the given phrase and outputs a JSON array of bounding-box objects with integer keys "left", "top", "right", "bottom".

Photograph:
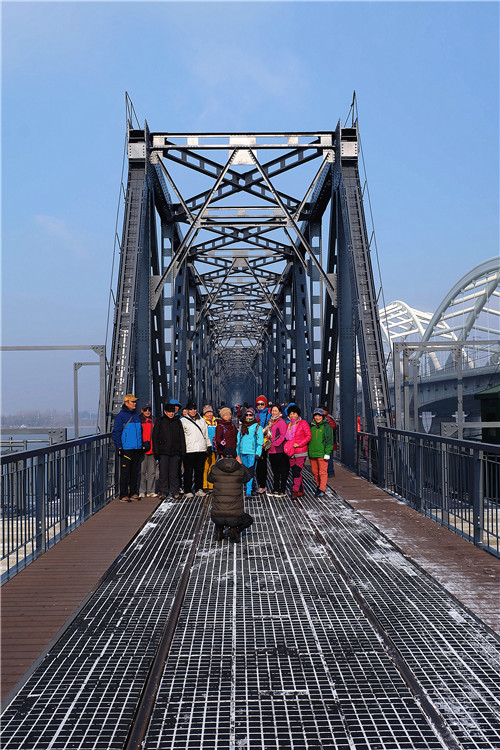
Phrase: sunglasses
[{"left": 256, "top": 402, "right": 265, "bottom": 406}]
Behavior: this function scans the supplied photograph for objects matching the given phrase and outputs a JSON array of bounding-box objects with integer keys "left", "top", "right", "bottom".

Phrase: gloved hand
[{"left": 324, "top": 454, "right": 330, "bottom": 460}]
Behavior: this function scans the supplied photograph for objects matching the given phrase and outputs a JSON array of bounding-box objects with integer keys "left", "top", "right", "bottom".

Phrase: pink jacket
[
  {"left": 268, "top": 417, "right": 287, "bottom": 454},
  {"left": 285, "top": 418, "right": 311, "bottom": 457}
]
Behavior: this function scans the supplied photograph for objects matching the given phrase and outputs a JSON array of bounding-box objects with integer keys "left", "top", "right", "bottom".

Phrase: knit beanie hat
[
  {"left": 219, "top": 407, "right": 232, "bottom": 418},
  {"left": 202, "top": 405, "right": 214, "bottom": 415},
  {"left": 256, "top": 395, "right": 268, "bottom": 408}
]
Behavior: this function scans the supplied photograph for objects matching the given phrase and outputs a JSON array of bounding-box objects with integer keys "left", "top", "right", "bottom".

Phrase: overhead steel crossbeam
[{"left": 108, "top": 122, "right": 391, "bottom": 466}]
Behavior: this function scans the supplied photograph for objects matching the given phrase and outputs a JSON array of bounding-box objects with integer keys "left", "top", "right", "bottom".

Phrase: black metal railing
[
  {"left": 1, "top": 434, "right": 116, "bottom": 582},
  {"left": 374, "top": 428, "right": 500, "bottom": 557}
]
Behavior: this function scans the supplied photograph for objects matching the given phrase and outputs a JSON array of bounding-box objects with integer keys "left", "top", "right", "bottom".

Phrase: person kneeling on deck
[{"left": 208, "top": 447, "right": 254, "bottom": 543}]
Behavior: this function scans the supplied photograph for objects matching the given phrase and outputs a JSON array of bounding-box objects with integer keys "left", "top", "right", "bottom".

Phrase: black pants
[
  {"left": 256, "top": 453, "right": 268, "bottom": 488},
  {"left": 212, "top": 512, "right": 254, "bottom": 532},
  {"left": 158, "top": 454, "right": 181, "bottom": 496},
  {"left": 269, "top": 452, "right": 290, "bottom": 493},
  {"left": 183, "top": 452, "right": 206, "bottom": 494},
  {"left": 119, "top": 449, "right": 143, "bottom": 498}
]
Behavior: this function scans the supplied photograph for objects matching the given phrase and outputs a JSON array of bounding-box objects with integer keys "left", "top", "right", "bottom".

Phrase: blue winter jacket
[
  {"left": 255, "top": 407, "right": 272, "bottom": 429},
  {"left": 237, "top": 422, "right": 264, "bottom": 457},
  {"left": 112, "top": 405, "right": 143, "bottom": 450}
]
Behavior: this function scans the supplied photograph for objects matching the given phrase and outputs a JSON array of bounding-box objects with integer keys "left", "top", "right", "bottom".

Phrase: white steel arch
[{"left": 421, "top": 257, "right": 500, "bottom": 370}]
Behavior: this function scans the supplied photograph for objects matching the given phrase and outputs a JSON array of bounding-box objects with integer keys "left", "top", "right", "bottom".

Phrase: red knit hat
[{"left": 256, "top": 395, "right": 268, "bottom": 408}]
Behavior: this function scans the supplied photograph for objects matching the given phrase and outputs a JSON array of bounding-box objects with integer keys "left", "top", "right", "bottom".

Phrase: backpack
[{"left": 326, "top": 414, "right": 338, "bottom": 449}]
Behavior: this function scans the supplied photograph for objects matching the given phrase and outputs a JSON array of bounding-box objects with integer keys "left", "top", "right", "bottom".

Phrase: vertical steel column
[
  {"left": 334, "top": 121, "right": 391, "bottom": 441},
  {"left": 321, "top": 189, "right": 339, "bottom": 416},
  {"left": 307, "top": 219, "right": 323, "bottom": 409},
  {"left": 107, "top": 151, "right": 147, "bottom": 425},
  {"left": 337, "top": 203, "right": 357, "bottom": 468},
  {"left": 135, "top": 187, "right": 153, "bottom": 405},
  {"left": 291, "top": 260, "right": 313, "bottom": 420}
]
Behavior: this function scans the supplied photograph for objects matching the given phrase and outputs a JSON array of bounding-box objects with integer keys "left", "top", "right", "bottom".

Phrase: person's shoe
[
  {"left": 149, "top": 493, "right": 158, "bottom": 497},
  {"left": 227, "top": 527, "right": 240, "bottom": 543},
  {"left": 296, "top": 491, "right": 305, "bottom": 497},
  {"left": 172, "top": 494, "right": 179, "bottom": 500},
  {"left": 178, "top": 489, "right": 184, "bottom": 495},
  {"left": 139, "top": 493, "right": 146, "bottom": 498},
  {"left": 158, "top": 494, "right": 167, "bottom": 501},
  {"left": 119, "top": 497, "right": 131, "bottom": 503},
  {"left": 184, "top": 492, "right": 194, "bottom": 499},
  {"left": 316, "top": 490, "right": 325, "bottom": 498},
  {"left": 215, "top": 528, "right": 225, "bottom": 542},
  {"left": 257, "top": 487, "right": 266, "bottom": 494},
  {"left": 291, "top": 490, "right": 298, "bottom": 500},
  {"left": 131, "top": 494, "right": 140, "bottom": 500},
  {"left": 195, "top": 489, "right": 206, "bottom": 497}
]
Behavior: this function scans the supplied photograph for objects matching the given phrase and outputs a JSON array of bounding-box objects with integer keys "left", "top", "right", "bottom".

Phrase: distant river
[{"left": 1, "top": 427, "right": 98, "bottom": 455}]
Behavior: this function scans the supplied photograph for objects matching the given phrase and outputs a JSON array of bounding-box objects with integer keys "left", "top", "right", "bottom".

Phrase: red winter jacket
[{"left": 140, "top": 416, "right": 154, "bottom": 455}]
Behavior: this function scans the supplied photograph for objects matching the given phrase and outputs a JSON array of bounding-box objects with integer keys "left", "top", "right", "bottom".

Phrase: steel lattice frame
[{"left": 107, "top": 119, "right": 392, "bottom": 466}]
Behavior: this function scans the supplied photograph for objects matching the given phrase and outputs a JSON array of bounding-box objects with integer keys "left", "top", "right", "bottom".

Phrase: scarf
[{"left": 240, "top": 417, "right": 256, "bottom": 436}]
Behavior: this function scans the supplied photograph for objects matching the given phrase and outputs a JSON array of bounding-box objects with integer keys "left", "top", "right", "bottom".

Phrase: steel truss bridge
[{"left": 107, "top": 105, "right": 391, "bottom": 467}]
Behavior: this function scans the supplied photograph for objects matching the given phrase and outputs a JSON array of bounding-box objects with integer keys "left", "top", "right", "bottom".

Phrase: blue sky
[{"left": 1, "top": 0, "right": 499, "bottom": 412}]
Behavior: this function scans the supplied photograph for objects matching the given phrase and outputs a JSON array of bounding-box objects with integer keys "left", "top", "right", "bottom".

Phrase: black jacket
[
  {"left": 208, "top": 457, "right": 251, "bottom": 519},
  {"left": 152, "top": 414, "right": 186, "bottom": 457}
]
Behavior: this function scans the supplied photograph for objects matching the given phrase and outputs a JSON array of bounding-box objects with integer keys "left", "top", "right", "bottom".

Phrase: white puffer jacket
[{"left": 181, "top": 414, "right": 212, "bottom": 453}]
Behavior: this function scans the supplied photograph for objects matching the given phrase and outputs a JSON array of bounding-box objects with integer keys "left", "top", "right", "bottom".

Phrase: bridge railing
[
  {"left": 374, "top": 427, "right": 500, "bottom": 558},
  {"left": 1, "top": 434, "right": 116, "bottom": 582}
]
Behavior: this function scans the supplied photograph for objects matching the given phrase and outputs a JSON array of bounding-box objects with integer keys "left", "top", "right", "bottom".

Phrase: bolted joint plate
[
  {"left": 128, "top": 141, "right": 146, "bottom": 160},
  {"left": 340, "top": 141, "right": 358, "bottom": 158}
]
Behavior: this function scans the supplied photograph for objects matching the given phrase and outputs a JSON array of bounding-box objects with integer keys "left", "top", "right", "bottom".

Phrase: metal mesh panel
[{"left": 2, "top": 484, "right": 500, "bottom": 750}]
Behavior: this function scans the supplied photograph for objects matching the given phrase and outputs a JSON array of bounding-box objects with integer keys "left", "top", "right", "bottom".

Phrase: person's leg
[
  {"left": 139, "top": 454, "right": 147, "bottom": 496},
  {"left": 238, "top": 512, "right": 254, "bottom": 532},
  {"left": 183, "top": 453, "right": 195, "bottom": 495},
  {"left": 193, "top": 452, "right": 206, "bottom": 492},
  {"left": 328, "top": 454, "right": 335, "bottom": 477},
  {"left": 278, "top": 453, "right": 290, "bottom": 494},
  {"left": 256, "top": 454, "right": 268, "bottom": 489},
  {"left": 310, "top": 457, "right": 320, "bottom": 488},
  {"left": 120, "top": 451, "right": 132, "bottom": 499},
  {"left": 145, "top": 455, "right": 157, "bottom": 495},
  {"left": 158, "top": 455, "right": 168, "bottom": 496},
  {"left": 129, "top": 450, "right": 142, "bottom": 497},
  {"left": 318, "top": 458, "right": 328, "bottom": 492},
  {"left": 268, "top": 453, "right": 278, "bottom": 492},
  {"left": 203, "top": 452, "right": 216, "bottom": 489},
  {"left": 295, "top": 456, "right": 306, "bottom": 493},
  {"left": 213, "top": 522, "right": 225, "bottom": 541},
  {"left": 168, "top": 455, "right": 181, "bottom": 496},
  {"left": 240, "top": 454, "right": 255, "bottom": 496}
]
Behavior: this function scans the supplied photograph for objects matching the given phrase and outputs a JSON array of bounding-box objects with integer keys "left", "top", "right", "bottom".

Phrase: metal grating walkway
[{"left": 2, "top": 481, "right": 500, "bottom": 749}]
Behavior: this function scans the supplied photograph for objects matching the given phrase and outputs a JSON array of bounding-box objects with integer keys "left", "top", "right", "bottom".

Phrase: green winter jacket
[{"left": 308, "top": 418, "right": 334, "bottom": 458}]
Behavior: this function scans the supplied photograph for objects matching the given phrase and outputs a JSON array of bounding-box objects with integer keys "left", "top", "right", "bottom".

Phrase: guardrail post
[
  {"left": 378, "top": 429, "right": 386, "bottom": 490},
  {"left": 82, "top": 446, "right": 91, "bottom": 519},
  {"left": 472, "top": 449, "right": 483, "bottom": 548},
  {"left": 415, "top": 436, "right": 422, "bottom": 512},
  {"left": 35, "top": 454, "right": 46, "bottom": 555}
]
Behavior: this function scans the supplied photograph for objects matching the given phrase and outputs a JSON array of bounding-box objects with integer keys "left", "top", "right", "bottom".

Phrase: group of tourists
[{"left": 111, "top": 393, "right": 337, "bottom": 541}]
